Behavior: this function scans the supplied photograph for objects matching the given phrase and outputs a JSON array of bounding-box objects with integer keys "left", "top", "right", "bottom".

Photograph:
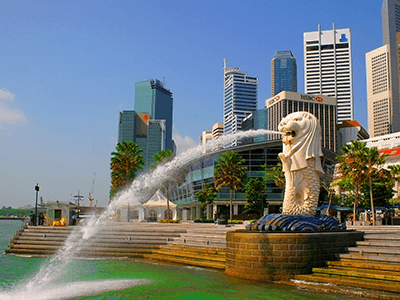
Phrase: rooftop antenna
[
  {"left": 224, "top": 58, "right": 227, "bottom": 70},
  {"left": 163, "top": 76, "right": 166, "bottom": 87}
]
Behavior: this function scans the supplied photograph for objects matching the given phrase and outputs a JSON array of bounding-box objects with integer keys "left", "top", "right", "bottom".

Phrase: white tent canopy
[
  {"left": 143, "top": 189, "right": 177, "bottom": 221},
  {"left": 143, "top": 189, "right": 177, "bottom": 208}
]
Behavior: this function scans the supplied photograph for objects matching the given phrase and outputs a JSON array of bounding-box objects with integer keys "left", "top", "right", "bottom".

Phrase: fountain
[
  {"left": 2, "top": 128, "right": 279, "bottom": 297},
  {"left": 226, "top": 112, "right": 363, "bottom": 281}
]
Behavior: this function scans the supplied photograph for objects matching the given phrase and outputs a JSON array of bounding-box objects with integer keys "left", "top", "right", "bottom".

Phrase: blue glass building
[
  {"left": 117, "top": 79, "right": 174, "bottom": 169},
  {"left": 241, "top": 109, "right": 268, "bottom": 144},
  {"left": 271, "top": 50, "right": 297, "bottom": 96},
  {"left": 135, "top": 79, "right": 175, "bottom": 152}
]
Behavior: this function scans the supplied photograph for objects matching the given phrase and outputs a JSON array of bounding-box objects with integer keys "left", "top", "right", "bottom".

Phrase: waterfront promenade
[{"left": 5, "top": 221, "right": 400, "bottom": 299}]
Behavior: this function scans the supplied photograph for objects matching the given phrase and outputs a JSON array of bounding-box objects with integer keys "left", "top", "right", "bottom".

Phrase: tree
[
  {"left": 361, "top": 146, "right": 388, "bottom": 225},
  {"left": 335, "top": 141, "right": 368, "bottom": 222},
  {"left": 263, "top": 162, "right": 285, "bottom": 190},
  {"left": 151, "top": 149, "right": 175, "bottom": 169},
  {"left": 195, "top": 183, "right": 217, "bottom": 219},
  {"left": 336, "top": 141, "right": 388, "bottom": 225},
  {"left": 389, "top": 165, "right": 400, "bottom": 197},
  {"left": 214, "top": 150, "right": 247, "bottom": 221},
  {"left": 360, "top": 174, "right": 393, "bottom": 208},
  {"left": 245, "top": 177, "right": 268, "bottom": 217},
  {"left": 320, "top": 165, "right": 335, "bottom": 215},
  {"left": 110, "top": 142, "right": 144, "bottom": 199}
]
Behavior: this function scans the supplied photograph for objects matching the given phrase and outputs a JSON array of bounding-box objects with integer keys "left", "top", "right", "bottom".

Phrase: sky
[{"left": 0, "top": 0, "right": 383, "bottom": 208}]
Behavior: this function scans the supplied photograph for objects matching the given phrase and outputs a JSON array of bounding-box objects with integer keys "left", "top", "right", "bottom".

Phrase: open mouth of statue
[{"left": 283, "top": 130, "right": 296, "bottom": 137}]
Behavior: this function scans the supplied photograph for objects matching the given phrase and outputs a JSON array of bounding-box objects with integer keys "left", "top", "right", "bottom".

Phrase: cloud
[
  {"left": 172, "top": 130, "right": 198, "bottom": 155},
  {"left": 0, "top": 88, "right": 26, "bottom": 124},
  {"left": 0, "top": 88, "right": 16, "bottom": 101}
]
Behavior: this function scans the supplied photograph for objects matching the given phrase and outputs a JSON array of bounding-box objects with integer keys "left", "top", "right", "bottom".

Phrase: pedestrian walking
[{"left": 29, "top": 211, "right": 35, "bottom": 226}]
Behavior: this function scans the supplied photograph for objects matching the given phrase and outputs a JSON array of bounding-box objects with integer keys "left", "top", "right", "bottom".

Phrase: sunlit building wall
[{"left": 304, "top": 24, "right": 353, "bottom": 124}]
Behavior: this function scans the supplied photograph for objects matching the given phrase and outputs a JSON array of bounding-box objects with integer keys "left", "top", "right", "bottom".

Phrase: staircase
[
  {"left": 5, "top": 223, "right": 186, "bottom": 259},
  {"left": 144, "top": 225, "right": 243, "bottom": 270},
  {"left": 293, "top": 227, "right": 400, "bottom": 297}
]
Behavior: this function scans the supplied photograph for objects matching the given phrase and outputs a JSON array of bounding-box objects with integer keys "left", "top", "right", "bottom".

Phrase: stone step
[
  {"left": 312, "top": 266, "right": 400, "bottom": 282},
  {"left": 163, "top": 245, "right": 226, "bottom": 255},
  {"left": 13, "top": 237, "right": 170, "bottom": 245},
  {"left": 17, "top": 236, "right": 72, "bottom": 242},
  {"left": 170, "top": 240, "right": 226, "bottom": 248},
  {"left": 173, "top": 236, "right": 226, "bottom": 243},
  {"left": 348, "top": 246, "right": 400, "bottom": 256},
  {"left": 144, "top": 253, "right": 225, "bottom": 270},
  {"left": 357, "top": 240, "right": 400, "bottom": 247},
  {"left": 9, "top": 243, "right": 159, "bottom": 252},
  {"left": 328, "top": 259, "right": 400, "bottom": 272},
  {"left": 6, "top": 248, "right": 148, "bottom": 258},
  {"left": 294, "top": 274, "right": 400, "bottom": 294},
  {"left": 340, "top": 252, "right": 400, "bottom": 263},
  {"left": 21, "top": 231, "right": 182, "bottom": 237},
  {"left": 364, "top": 234, "right": 400, "bottom": 241}
]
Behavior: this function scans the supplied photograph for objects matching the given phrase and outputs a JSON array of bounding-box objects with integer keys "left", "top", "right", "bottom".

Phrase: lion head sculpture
[{"left": 278, "top": 111, "right": 324, "bottom": 175}]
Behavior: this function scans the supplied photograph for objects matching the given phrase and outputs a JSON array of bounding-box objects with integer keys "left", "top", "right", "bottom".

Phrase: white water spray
[{"left": 8, "top": 129, "right": 280, "bottom": 297}]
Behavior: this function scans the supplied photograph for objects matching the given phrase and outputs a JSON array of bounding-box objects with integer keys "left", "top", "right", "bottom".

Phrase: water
[
  {"left": 0, "top": 131, "right": 361, "bottom": 299},
  {"left": 1, "top": 220, "right": 356, "bottom": 300}
]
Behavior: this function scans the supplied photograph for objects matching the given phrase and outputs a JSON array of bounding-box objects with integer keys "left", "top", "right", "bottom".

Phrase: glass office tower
[
  {"left": 135, "top": 79, "right": 174, "bottom": 151},
  {"left": 271, "top": 50, "right": 297, "bottom": 96}
]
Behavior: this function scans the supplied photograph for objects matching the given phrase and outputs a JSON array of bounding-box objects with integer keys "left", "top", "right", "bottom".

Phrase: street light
[{"left": 35, "top": 183, "right": 40, "bottom": 226}]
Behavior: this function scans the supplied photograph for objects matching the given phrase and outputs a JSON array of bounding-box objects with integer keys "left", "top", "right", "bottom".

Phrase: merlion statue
[{"left": 278, "top": 111, "right": 324, "bottom": 216}]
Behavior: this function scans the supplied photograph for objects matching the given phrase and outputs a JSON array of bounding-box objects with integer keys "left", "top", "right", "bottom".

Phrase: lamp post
[{"left": 35, "top": 183, "right": 40, "bottom": 226}]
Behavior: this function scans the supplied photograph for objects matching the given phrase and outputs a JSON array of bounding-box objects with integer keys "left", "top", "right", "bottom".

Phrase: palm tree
[
  {"left": 110, "top": 142, "right": 144, "bottom": 200},
  {"left": 263, "top": 162, "right": 285, "bottom": 199},
  {"left": 336, "top": 141, "right": 367, "bottom": 223},
  {"left": 336, "top": 141, "right": 388, "bottom": 225},
  {"left": 389, "top": 165, "right": 400, "bottom": 198},
  {"left": 214, "top": 150, "right": 247, "bottom": 221},
  {"left": 363, "top": 147, "right": 387, "bottom": 225},
  {"left": 152, "top": 149, "right": 175, "bottom": 168}
]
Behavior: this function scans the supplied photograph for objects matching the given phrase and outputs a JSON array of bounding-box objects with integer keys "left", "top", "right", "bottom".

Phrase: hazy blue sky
[{"left": 0, "top": 0, "right": 382, "bottom": 208}]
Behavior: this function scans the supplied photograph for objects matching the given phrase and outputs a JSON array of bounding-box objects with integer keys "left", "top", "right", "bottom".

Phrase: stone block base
[{"left": 225, "top": 230, "right": 363, "bottom": 281}]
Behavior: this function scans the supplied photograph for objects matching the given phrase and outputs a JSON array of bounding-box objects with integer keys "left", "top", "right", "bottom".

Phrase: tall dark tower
[{"left": 271, "top": 50, "right": 297, "bottom": 96}]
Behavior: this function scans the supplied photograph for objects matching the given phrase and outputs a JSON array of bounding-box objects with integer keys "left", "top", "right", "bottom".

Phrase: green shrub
[
  {"left": 228, "top": 219, "right": 243, "bottom": 224},
  {"left": 193, "top": 218, "right": 214, "bottom": 223},
  {"left": 158, "top": 219, "right": 181, "bottom": 223}
]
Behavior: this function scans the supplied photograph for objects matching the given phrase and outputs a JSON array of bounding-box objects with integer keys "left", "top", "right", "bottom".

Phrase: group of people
[{"left": 29, "top": 211, "right": 45, "bottom": 226}]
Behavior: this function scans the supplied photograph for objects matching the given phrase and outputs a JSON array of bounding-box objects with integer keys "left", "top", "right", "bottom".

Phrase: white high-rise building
[
  {"left": 304, "top": 24, "right": 353, "bottom": 124},
  {"left": 381, "top": 0, "right": 400, "bottom": 134},
  {"left": 223, "top": 59, "right": 258, "bottom": 145},
  {"left": 366, "top": 45, "right": 394, "bottom": 137}
]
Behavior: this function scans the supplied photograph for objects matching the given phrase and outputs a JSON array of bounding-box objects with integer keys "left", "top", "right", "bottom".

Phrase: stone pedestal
[{"left": 225, "top": 230, "right": 363, "bottom": 281}]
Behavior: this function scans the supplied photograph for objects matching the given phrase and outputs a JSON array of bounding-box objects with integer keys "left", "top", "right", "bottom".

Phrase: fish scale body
[{"left": 282, "top": 158, "right": 320, "bottom": 216}]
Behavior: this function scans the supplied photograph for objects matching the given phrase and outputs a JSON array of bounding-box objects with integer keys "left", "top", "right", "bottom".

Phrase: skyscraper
[
  {"left": 271, "top": 50, "right": 297, "bottom": 96},
  {"left": 304, "top": 24, "right": 353, "bottom": 123},
  {"left": 118, "top": 111, "right": 166, "bottom": 168},
  {"left": 135, "top": 79, "right": 175, "bottom": 152},
  {"left": 265, "top": 91, "right": 337, "bottom": 152},
  {"left": 366, "top": 45, "right": 394, "bottom": 137},
  {"left": 223, "top": 59, "right": 258, "bottom": 144},
  {"left": 381, "top": 0, "right": 400, "bottom": 133},
  {"left": 117, "top": 79, "right": 174, "bottom": 169}
]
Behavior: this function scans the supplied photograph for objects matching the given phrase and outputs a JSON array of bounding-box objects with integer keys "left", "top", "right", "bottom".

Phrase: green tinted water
[{"left": 0, "top": 220, "right": 357, "bottom": 299}]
